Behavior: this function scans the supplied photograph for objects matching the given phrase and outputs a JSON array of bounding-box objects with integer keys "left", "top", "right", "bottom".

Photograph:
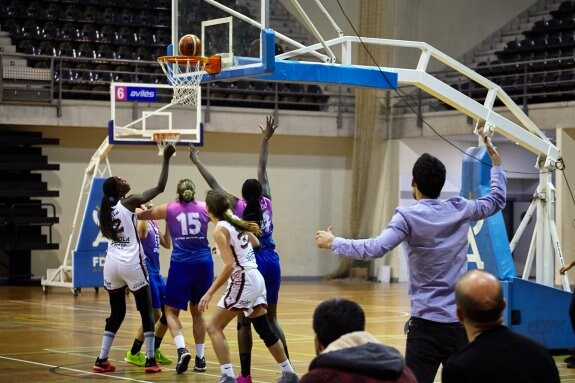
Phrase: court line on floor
[{"left": 0, "top": 355, "right": 154, "bottom": 382}]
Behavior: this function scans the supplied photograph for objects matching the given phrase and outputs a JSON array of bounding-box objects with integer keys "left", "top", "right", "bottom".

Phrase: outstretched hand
[
  {"left": 478, "top": 125, "right": 501, "bottom": 167},
  {"left": 163, "top": 144, "right": 176, "bottom": 159},
  {"left": 189, "top": 145, "right": 200, "bottom": 164},
  {"left": 259, "top": 115, "right": 279, "bottom": 141},
  {"left": 560, "top": 261, "right": 575, "bottom": 275},
  {"left": 315, "top": 226, "right": 335, "bottom": 249}
]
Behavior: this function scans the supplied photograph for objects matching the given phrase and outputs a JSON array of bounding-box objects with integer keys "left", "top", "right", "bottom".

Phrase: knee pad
[
  {"left": 105, "top": 291, "right": 127, "bottom": 333},
  {"left": 237, "top": 315, "right": 251, "bottom": 331},
  {"left": 251, "top": 315, "right": 279, "bottom": 348}
]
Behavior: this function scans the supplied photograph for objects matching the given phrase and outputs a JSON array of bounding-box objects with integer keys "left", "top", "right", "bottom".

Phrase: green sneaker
[
  {"left": 124, "top": 351, "right": 146, "bottom": 367},
  {"left": 155, "top": 348, "right": 173, "bottom": 364}
]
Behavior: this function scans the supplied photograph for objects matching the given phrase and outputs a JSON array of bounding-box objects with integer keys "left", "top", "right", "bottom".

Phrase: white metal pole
[
  {"left": 202, "top": 0, "right": 329, "bottom": 62},
  {"left": 289, "top": 0, "right": 337, "bottom": 62},
  {"left": 312, "top": 0, "right": 344, "bottom": 37}
]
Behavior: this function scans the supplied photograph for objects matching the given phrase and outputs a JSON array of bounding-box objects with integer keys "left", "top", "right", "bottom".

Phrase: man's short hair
[
  {"left": 412, "top": 153, "right": 446, "bottom": 199},
  {"left": 313, "top": 298, "right": 365, "bottom": 348}
]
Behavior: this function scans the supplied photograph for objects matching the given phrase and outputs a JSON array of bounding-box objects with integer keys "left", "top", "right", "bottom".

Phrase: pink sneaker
[{"left": 237, "top": 374, "right": 253, "bottom": 383}]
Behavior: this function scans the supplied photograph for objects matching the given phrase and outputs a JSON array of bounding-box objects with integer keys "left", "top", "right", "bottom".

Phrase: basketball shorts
[
  {"left": 255, "top": 247, "right": 281, "bottom": 305},
  {"left": 103, "top": 257, "right": 149, "bottom": 292},
  {"left": 165, "top": 257, "right": 214, "bottom": 310},
  {"left": 218, "top": 268, "right": 267, "bottom": 317},
  {"left": 148, "top": 273, "right": 166, "bottom": 309}
]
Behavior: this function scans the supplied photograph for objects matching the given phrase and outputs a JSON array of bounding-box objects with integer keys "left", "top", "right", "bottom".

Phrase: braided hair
[
  {"left": 99, "top": 176, "right": 121, "bottom": 242},
  {"left": 241, "top": 179, "right": 263, "bottom": 227}
]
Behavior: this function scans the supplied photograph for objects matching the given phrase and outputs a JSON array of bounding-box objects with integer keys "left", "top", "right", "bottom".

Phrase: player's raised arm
[
  {"left": 124, "top": 144, "right": 175, "bottom": 211},
  {"left": 257, "top": 115, "right": 278, "bottom": 199},
  {"left": 189, "top": 146, "right": 239, "bottom": 208}
]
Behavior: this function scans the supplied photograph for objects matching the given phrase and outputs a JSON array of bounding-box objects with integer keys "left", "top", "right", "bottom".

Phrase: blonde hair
[{"left": 206, "top": 190, "right": 260, "bottom": 235}]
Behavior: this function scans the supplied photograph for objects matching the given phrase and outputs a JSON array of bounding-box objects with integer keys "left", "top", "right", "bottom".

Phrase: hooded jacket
[{"left": 300, "top": 331, "right": 418, "bottom": 383}]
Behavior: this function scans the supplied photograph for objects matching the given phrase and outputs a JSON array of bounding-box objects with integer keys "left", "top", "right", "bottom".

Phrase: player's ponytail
[
  {"left": 100, "top": 177, "right": 121, "bottom": 242},
  {"left": 207, "top": 189, "right": 260, "bottom": 235}
]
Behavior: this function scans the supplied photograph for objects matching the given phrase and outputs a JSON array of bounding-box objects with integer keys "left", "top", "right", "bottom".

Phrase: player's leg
[
  {"left": 150, "top": 274, "right": 172, "bottom": 364},
  {"left": 125, "top": 273, "right": 164, "bottom": 367},
  {"left": 264, "top": 253, "right": 289, "bottom": 359},
  {"left": 189, "top": 256, "right": 214, "bottom": 372},
  {"left": 153, "top": 305, "right": 172, "bottom": 364},
  {"left": 132, "top": 283, "right": 161, "bottom": 373},
  {"left": 93, "top": 286, "right": 126, "bottom": 373},
  {"left": 237, "top": 313, "right": 253, "bottom": 382},
  {"left": 164, "top": 260, "right": 194, "bottom": 373},
  {"left": 247, "top": 269, "right": 297, "bottom": 383},
  {"left": 249, "top": 306, "right": 297, "bottom": 383},
  {"left": 93, "top": 258, "right": 125, "bottom": 373},
  {"left": 207, "top": 306, "right": 239, "bottom": 383}
]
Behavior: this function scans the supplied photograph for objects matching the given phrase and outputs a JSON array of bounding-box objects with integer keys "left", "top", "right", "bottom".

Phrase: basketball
[{"left": 178, "top": 34, "right": 202, "bottom": 56}]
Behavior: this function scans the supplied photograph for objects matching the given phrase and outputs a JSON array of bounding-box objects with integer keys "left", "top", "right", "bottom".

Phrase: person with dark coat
[
  {"left": 300, "top": 298, "right": 417, "bottom": 383},
  {"left": 442, "top": 269, "right": 560, "bottom": 383}
]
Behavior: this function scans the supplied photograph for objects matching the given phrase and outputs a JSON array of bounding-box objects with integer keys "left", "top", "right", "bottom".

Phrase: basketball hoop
[
  {"left": 157, "top": 55, "right": 222, "bottom": 106},
  {"left": 152, "top": 131, "right": 181, "bottom": 156}
]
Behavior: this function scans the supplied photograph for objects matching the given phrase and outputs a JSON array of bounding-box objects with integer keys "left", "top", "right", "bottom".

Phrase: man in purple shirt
[{"left": 315, "top": 130, "right": 505, "bottom": 383}]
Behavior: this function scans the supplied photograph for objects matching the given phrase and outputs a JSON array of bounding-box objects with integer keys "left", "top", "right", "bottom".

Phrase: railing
[
  {"left": 391, "top": 55, "right": 575, "bottom": 117},
  {"left": 0, "top": 52, "right": 345, "bottom": 115}
]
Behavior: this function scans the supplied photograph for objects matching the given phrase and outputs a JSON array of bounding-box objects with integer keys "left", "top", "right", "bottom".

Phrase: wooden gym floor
[{"left": 0, "top": 281, "right": 573, "bottom": 382}]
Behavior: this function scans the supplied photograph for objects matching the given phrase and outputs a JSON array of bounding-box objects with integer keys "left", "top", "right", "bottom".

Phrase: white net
[
  {"left": 158, "top": 58, "right": 205, "bottom": 106},
  {"left": 153, "top": 132, "right": 180, "bottom": 156}
]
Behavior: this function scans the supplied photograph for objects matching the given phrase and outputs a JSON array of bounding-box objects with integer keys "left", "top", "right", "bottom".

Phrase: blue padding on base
[
  {"left": 252, "top": 60, "right": 398, "bottom": 89},
  {"left": 461, "top": 146, "right": 516, "bottom": 280},
  {"left": 504, "top": 277, "right": 575, "bottom": 350},
  {"left": 73, "top": 177, "right": 107, "bottom": 288}
]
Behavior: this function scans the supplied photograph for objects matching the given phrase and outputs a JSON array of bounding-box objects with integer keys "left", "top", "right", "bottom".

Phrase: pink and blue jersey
[
  {"left": 234, "top": 196, "right": 275, "bottom": 248},
  {"left": 140, "top": 220, "right": 161, "bottom": 275},
  {"left": 166, "top": 200, "right": 211, "bottom": 263},
  {"left": 164, "top": 199, "right": 213, "bottom": 309}
]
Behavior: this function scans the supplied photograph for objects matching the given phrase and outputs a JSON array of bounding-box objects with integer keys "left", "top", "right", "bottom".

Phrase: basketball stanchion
[{"left": 157, "top": 55, "right": 222, "bottom": 106}]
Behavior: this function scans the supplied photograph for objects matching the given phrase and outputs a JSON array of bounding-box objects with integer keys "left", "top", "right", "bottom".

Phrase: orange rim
[
  {"left": 157, "top": 55, "right": 222, "bottom": 75},
  {"left": 152, "top": 132, "right": 180, "bottom": 143}
]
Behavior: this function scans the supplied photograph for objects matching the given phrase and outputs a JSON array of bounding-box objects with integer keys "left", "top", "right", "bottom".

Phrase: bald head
[{"left": 456, "top": 270, "right": 505, "bottom": 324}]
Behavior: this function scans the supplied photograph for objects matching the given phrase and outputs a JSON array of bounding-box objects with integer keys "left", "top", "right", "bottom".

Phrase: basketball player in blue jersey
[
  {"left": 124, "top": 201, "right": 173, "bottom": 367},
  {"left": 199, "top": 189, "right": 298, "bottom": 383},
  {"left": 190, "top": 115, "right": 289, "bottom": 383},
  {"left": 93, "top": 144, "right": 175, "bottom": 374},
  {"left": 137, "top": 178, "right": 213, "bottom": 374}
]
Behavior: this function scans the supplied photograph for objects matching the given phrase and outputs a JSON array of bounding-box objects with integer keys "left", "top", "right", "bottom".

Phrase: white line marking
[{"left": 0, "top": 355, "right": 154, "bottom": 382}]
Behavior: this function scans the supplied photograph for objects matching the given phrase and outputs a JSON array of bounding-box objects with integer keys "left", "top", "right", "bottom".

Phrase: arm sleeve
[
  {"left": 469, "top": 166, "right": 507, "bottom": 221},
  {"left": 331, "top": 212, "right": 409, "bottom": 261}
]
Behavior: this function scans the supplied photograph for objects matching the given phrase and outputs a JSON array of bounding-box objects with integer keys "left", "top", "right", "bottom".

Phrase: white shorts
[
  {"left": 218, "top": 268, "right": 267, "bottom": 317},
  {"left": 103, "top": 257, "right": 149, "bottom": 292}
]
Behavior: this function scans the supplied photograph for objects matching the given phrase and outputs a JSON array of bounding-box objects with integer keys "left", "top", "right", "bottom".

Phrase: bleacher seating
[
  {"left": 460, "top": 0, "right": 575, "bottom": 106},
  {"left": 0, "top": 0, "right": 328, "bottom": 108},
  {"left": 0, "top": 131, "right": 59, "bottom": 284}
]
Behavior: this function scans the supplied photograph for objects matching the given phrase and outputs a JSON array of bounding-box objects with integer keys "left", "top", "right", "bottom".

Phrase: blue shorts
[
  {"left": 255, "top": 246, "right": 281, "bottom": 305},
  {"left": 165, "top": 257, "right": 214, "bottom": 310},
  {"left": 148, "top": 273, "right": 166, "bottom": 309}
]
